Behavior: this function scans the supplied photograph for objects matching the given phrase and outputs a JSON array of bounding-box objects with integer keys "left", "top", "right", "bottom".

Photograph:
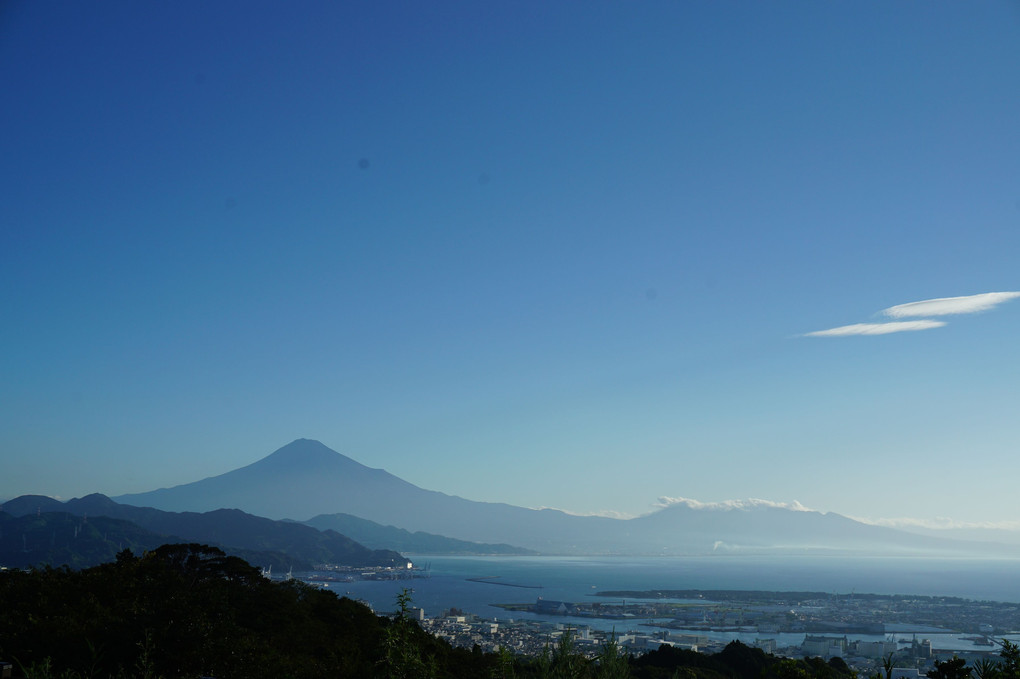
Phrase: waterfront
[{"left": 321, "top": 555, "right": 1020, "bottom": 652}]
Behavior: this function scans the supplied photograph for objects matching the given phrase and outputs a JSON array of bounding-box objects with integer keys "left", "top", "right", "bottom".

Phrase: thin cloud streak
[
  {"left": 657, "top": 496, "right": 813, "bottom": 512},
  {"left": 882, "top": 292, "right": 1020, "bottom": 318},
  {"left": 803, "top": 320, "right": 946, "bottom": 337}
]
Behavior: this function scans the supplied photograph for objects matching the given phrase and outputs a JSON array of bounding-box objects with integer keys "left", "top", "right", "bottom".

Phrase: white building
[{"left": 802, "top": 635, "right": 848, "bottom": 658}]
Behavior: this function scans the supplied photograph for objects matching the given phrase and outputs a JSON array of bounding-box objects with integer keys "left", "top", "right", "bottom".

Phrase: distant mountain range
[
  {"left": 302, "top": 513, "right": 536, "bottom": 555},
  {"left": 1, "top": 493, "right": 406, "bottom": 569},
  {"left": 113, "top": 439, "right": 1020, "bottom": 556}
]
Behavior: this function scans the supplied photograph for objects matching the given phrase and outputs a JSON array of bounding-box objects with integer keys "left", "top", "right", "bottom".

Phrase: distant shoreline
[
  {"left": 466, "top": 576, "right": 542, "bottom": 589},
  {"left": 593, "top": 589, "right": 991, "bottom": 603}
]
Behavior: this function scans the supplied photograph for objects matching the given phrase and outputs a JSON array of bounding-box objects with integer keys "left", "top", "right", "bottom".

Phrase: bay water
[{"left": 324, "top": 555, "right": 1020, "bottom": 651}]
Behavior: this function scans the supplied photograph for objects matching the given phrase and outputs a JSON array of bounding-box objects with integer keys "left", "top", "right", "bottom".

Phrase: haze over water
[{"left": 338, "top": 555, "right": 1020, "bottom": 619}]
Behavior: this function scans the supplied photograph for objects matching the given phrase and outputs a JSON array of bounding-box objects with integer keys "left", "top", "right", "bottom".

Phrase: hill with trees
[
  {"left": 303, "top": 511, "right": 538, "bottom": 555},
  {"left": 1, "top": 493, "right": 405, "bottom": 569}
]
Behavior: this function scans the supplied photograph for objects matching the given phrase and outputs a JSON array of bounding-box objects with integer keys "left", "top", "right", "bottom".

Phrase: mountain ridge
[
  {"left": 1, "top": 492, "right": 407, "bottom": 568},
  {"left": 112, "top": 439, "right": 1019, "bottom": 557},
  {"left": 303, "top": 512, "right": 538, "bottom": 556}
]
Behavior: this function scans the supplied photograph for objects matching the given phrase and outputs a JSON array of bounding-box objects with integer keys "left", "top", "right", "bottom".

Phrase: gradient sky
[{"left": 2, "top": 1, "right": 1019, "bottom": 527}]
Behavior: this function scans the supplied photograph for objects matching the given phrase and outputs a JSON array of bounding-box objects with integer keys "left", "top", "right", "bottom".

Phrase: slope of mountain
[
  {"left": 622, "top": 501, "right": 1009, "bottom": 554},
  {"left": 112, "top": 439, "right": 1018, "bottom": 556},
  {"left": 0, "top": 510, "right": 173, "bottom": 569},
  {"left": 2, "top": 493, "right": 407, "bottom": 568},
  {"left": 2, "top": 494, "right": 66, "bottom": 515},
  {"left": 1, "top": 509, "right": 327, "bottom": 571},
  {"left": 114, "top": 439, "right": 617, "bottom": 552},
  {"left": 303, "top": 513, "right": 537, "bottom": 555},
  {"left": 889, "top": 523, "right": 1020, "bottom": 546}
]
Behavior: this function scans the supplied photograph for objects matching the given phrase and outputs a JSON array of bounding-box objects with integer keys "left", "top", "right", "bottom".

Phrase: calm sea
[{"left": 322, "top": 555, "right": 1020, "bottom": 650}]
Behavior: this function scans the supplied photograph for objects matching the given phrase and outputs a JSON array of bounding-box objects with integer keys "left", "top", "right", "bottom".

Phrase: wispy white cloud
[
  {"left": 803, "top": 320, "right": 946, "bottom": 337},
  {"left": 803, "top": 290, "right": 1019, "bottom": 337},
  {"left": 656, "top": 496, "right": 812, "bottom": 512},
  {"left": 882, "top": 292, "right": 1020, "bottom": 318}
]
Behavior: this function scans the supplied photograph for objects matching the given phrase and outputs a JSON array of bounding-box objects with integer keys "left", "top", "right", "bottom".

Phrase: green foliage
[
  {"left": 492, "top": 647, "right": 519, "bottom": 679},
  {"left": 550, "top": 629, "right": 589, "bottom": 678},
  {"left": 383, "top": 588, "right": 437, "bottom": 678},
  {"left": 594, "top": 634, "right": 630, "bottom": 679},
  {"left": 1001, "top": 641, "right": 1020, "bottom": 679},
  {"left": 972, "top": 658, "right": 1001, "bottom": 679},
  {"left": 928, "top": 656, "right": 972, "bottom": 679},
  {"left": 528, "top": 629, "right": 592, "bottom": 679},
  {"left": 883, "top": 653, "right": 895, "bottom": 679},
  {"left": 766, "top": 658, "right": 812, "bottom": 679},
  {"left": 957, "top": 640, "right": 1020, "bottom": 679},
  {"left": 630, "top": 640, "right": 855, "bottom": 679},
  {"left": 0, "top": 543, "right": 388, "bottom": 678}
]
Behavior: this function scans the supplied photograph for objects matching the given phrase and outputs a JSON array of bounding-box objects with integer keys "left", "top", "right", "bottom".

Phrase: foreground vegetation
[{"left": 0, "top": 544, "right": 1016, "bottom": 678}]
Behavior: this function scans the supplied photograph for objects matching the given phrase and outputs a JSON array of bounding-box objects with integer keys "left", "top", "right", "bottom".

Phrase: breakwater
[{"left": 466, "top": 576, "right": 542, "bottom": 589}]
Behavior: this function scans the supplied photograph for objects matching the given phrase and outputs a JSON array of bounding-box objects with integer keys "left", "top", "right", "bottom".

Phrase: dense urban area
[{"left": 393, "top": 584, "right": 1020, "bottom": 675}]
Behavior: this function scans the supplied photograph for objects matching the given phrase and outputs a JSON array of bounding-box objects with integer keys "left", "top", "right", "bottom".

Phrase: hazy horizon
[
  {"left": 7, "top": 438, "right": 1020, "bottom": 540},
  {"left": 3, "top": 3, "right": 1018, "bottom": 530}
]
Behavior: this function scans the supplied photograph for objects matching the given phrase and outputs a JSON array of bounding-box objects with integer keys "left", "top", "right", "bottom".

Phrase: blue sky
[{"left": 2, "top": 1, "right": 1019, "bottom": 527}]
